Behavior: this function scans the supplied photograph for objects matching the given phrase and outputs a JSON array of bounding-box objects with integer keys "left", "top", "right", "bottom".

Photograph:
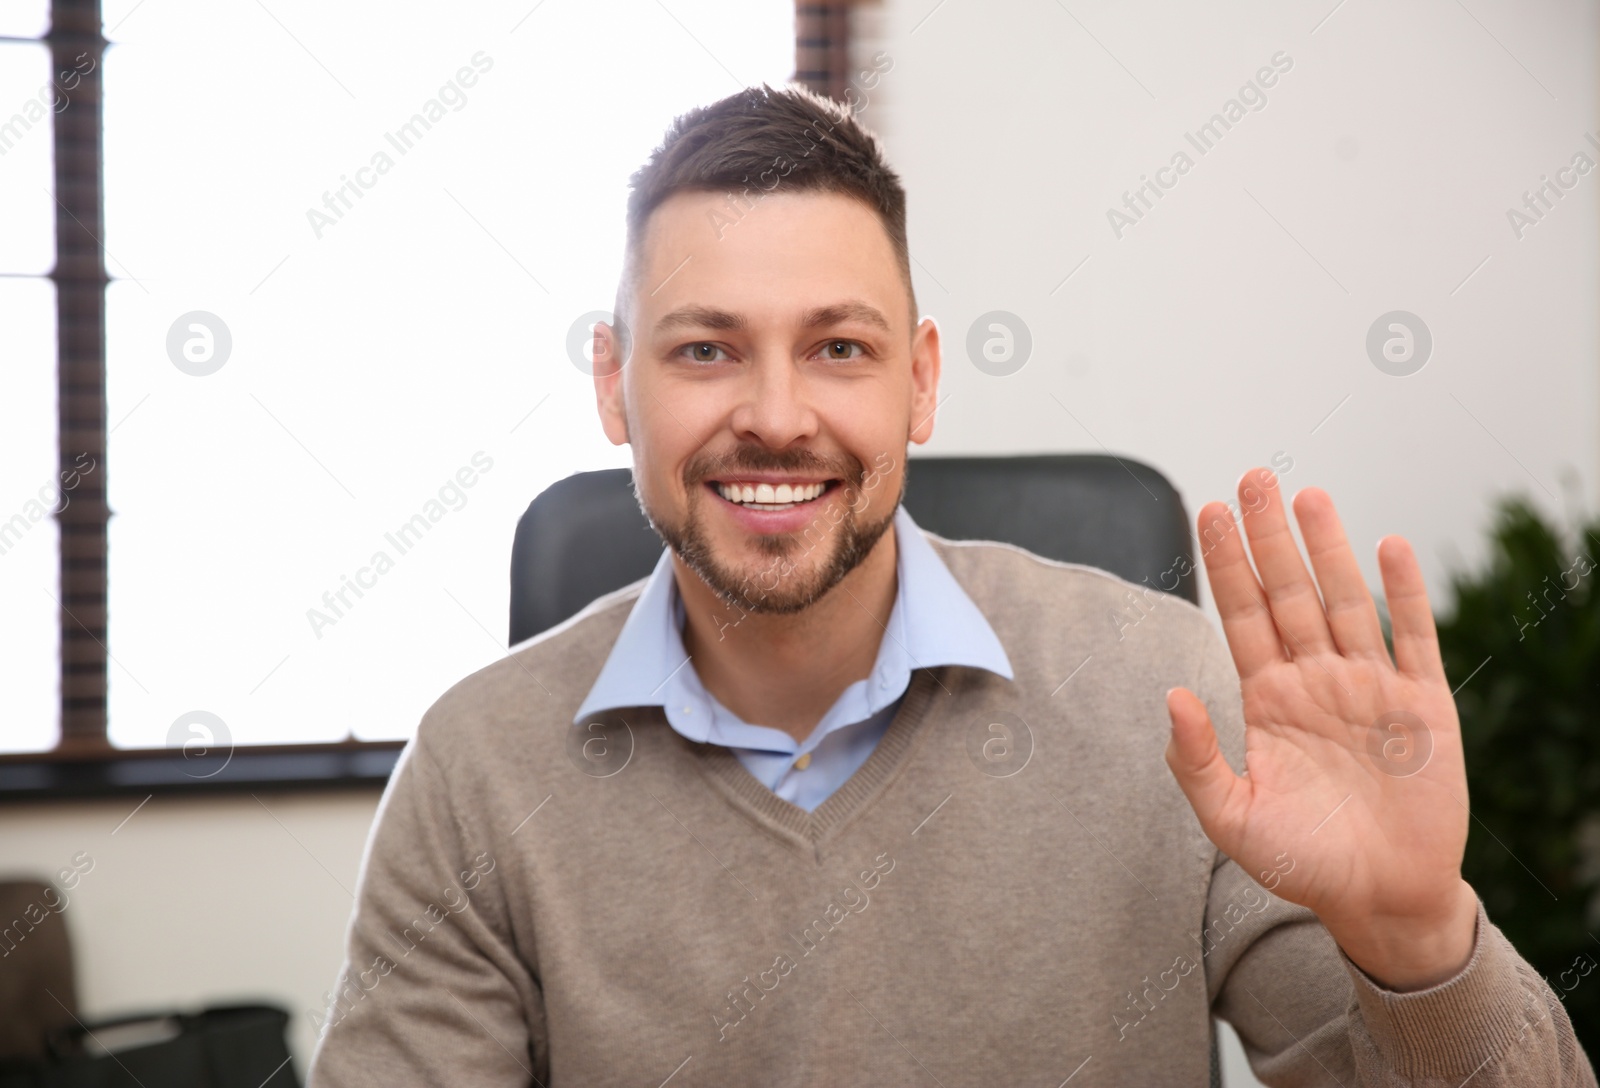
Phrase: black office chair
[
  {"left": 508, "top": 453, "right": 1197, "bottom": 645},
  {"left": 506, "top": 451, "right": 1220, "bottom": 1088}
]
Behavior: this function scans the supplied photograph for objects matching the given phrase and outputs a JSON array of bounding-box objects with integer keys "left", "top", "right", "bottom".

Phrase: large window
[
  {"left": 0, "top": 5, "right": 62, "bottom": 755},
  {"left": 2, "top": 0, "right": 801, "bottom": 764}
]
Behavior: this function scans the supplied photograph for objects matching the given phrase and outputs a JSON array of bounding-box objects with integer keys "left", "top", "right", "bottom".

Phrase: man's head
[{"left": 593, "top": 83, "right": 940, "bottom": 617}]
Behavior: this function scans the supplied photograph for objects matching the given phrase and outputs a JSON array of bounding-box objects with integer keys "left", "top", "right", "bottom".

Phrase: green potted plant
[{"left": 1416, "top": 491, "right": 1600, "bottom": 1054}]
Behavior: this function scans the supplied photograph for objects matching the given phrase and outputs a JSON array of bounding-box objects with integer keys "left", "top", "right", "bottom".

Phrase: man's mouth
[{"left": 709, "top": 479, "right": 839, "bottom": 512}]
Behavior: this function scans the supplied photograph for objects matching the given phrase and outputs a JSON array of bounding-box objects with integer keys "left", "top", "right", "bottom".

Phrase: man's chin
[
  {"left": 695, "top": 549, "right": 839, "bottom": 615},
  {"left": 648, "top": 489, "right": 898, "bottom": 617}
]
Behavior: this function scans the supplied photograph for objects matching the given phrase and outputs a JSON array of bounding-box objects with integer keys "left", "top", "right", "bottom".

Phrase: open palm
[{"left": 1164, "top": 467, "right": 1478, "bottom": 986}]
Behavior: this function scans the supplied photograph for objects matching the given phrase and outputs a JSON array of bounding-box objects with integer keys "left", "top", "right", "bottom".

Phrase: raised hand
[{"left": 1163, "top": 467, "right": 1480, "bottom": 991}]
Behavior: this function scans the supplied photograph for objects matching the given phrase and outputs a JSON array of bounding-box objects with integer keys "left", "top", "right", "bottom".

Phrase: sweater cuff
[{"left": 1339, "top": 898, "right": 1545, "bottom": 1079}]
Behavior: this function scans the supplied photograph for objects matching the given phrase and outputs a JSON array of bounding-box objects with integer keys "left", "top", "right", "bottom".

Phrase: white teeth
[{"left": 716, "top": 481, "right": 828, "bottom": 506}]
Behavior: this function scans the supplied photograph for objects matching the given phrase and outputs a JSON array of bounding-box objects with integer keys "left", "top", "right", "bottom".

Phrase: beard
[{"left": 637, "top": 444, "right": 901, "bottom": 615}]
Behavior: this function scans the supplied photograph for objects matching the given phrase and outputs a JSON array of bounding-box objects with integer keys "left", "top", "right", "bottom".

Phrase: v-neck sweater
[{"left": 307, "top": 535, "right": 1596, "bottom": 1087}]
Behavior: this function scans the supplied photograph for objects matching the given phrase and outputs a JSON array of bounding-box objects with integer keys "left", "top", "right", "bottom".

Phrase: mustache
[{"left": 684, "top": 445, "right": 862, "bottom": 485}]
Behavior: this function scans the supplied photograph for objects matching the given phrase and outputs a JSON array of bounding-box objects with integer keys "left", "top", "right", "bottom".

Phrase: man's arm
[
  {"left": 1203, "top": 849, "right": 1596, "bottom": 1086},
  {"left": 306, "top": 729, "right": 544, "bottom": 1087},
  {"left": 1186, "top": 609, "right": 1596, "bottom": 1085}
]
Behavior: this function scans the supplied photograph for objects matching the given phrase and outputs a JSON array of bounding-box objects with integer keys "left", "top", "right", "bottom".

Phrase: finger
[
  {"left": 1164, "top": 687, "right": 1248, "bottom": 848},
  {"left": 1291, "top": 488, "right": 1390, "bottom": 661},
  {"left": 1376, "top": 535, "right": 1448, "bottom": 684},
  {"left": 1196, "top": 499, "right": 1289, "bottom": 682},
  {"left": 1236, "top": 468, "right": 1337, "bottom": 658}
]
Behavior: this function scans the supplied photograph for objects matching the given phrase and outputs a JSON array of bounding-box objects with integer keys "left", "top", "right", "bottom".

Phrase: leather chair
[
  {"left": 0, "top": 880, "right": 77, "bottom": 1062},
  {"left": 509, "top": 453, "right": 1197, "bottom": 645}
]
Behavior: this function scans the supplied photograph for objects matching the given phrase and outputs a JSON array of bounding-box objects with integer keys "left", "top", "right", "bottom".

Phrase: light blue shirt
[{"left": 573, "top": 505, "right": 1014, "bottom": 811}]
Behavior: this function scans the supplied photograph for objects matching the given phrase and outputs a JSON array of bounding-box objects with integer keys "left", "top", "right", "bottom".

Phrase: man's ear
[
  {"left": 907, "top": 316, "right": 941, "bottom": 445},
  {"left": 593, "top": 320, "right": 629, "bottom": 445}
]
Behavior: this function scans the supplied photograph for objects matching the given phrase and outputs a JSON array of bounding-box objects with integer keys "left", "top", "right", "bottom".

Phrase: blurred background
[{"left": 0, "top": 0, "right": 1595, "bottom": 1082}]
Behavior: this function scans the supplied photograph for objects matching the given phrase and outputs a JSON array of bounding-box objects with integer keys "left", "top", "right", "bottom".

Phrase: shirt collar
[{"left": 573, "top": 504, "right": 1013, "bottom": 726}]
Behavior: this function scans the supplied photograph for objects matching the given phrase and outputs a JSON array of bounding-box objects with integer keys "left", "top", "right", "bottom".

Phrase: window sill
[{"left": 0, "top": 741, "right": 405, "bottom": 803}]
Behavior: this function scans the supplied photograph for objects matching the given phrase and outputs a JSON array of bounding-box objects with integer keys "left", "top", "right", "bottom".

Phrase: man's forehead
[
  {"left": 642, "top": 186, "right": 886, "bottom": 244},
  {"left": 630, "top": 192, "right": 908, "bottom": 327}
]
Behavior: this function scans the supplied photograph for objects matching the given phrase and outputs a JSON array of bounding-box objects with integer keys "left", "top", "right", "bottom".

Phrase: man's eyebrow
[
  {"left": 653, "top": 302, "right": 893, "bottom": 336},
  {"left": 801, "top": 302, "right": 892, "bottom": 333},
  {"left": 655, "top": 306, "right": 746, "bottom": 334}
]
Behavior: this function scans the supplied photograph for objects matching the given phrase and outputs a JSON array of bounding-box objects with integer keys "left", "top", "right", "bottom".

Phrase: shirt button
[{"left": 793, "top": 752, "right": 812, "bottom": 770}]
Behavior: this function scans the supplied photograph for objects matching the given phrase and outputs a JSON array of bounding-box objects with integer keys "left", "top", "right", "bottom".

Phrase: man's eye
[
  {"left": 820, "top": 340, "right": 864, "bottom": 360},
  {"left": 680, "top": 343, "right": 729, "bottom": 363}
]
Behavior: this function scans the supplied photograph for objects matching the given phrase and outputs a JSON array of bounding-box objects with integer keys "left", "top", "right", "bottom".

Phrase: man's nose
[{"left": 728, "top": 354, "right": 819, "bottom": 449}]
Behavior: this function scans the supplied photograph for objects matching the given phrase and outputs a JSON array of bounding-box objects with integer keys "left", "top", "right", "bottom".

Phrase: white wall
[
  {"left": 864, "top": 0, "right": 1598, "bottom": 619},
  {"left": 2, "top": 2, "right": 1594, "bottom": 1086}
]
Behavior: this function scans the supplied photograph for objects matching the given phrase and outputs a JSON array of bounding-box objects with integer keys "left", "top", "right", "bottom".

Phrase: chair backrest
[
  {"left": 509, "top": 453, "right": 1196, "bottom": 645},
  {"left": 0, "top": 880, "right": 77, "bottom": 1061}
]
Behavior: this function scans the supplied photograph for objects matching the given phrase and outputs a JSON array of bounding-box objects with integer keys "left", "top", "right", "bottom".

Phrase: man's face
[{"left": 594, "top": 188, "right": 940, "bottom": 614}]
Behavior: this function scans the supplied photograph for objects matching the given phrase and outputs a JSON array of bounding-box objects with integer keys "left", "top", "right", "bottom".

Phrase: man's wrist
[{"left": 1326, "top": 878, "right": 1481, "bottom": 992}]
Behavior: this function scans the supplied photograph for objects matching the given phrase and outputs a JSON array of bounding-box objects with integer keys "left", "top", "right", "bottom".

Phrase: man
[{"left": 307, "top": 85, "right": 1595, "bottom": 1086}]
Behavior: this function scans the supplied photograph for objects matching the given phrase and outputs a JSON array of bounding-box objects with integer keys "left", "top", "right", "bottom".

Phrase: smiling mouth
[{"left": 709, "top": 479, "right": 840, "bottom": 512}]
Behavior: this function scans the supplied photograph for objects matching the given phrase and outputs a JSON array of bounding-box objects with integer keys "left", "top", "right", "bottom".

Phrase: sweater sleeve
[
  {"left": 305, "top": 731, "right": 545, "bottom": 1087},
  {"left": 1188, "top": 620, "right": 1598, "bottom": 1087}
]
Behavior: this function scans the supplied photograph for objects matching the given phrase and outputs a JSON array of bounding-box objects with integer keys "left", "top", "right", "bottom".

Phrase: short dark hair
[{"left": 615, "top": 82, "right": 916, "bottom": 335}]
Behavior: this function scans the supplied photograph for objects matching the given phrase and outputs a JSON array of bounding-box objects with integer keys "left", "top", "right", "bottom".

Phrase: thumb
[{"left": 1164, "top": 686, "right": 1245, "bottom": 844}]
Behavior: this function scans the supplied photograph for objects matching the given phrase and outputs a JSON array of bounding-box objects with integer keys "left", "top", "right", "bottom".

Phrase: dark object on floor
[{"left": 0, "top": 1004, "right": 299, "bottom": 1088}]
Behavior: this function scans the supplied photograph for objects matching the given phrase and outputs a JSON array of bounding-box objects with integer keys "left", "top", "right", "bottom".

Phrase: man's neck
[{"left": 674, "top": 528, "right": 900, "bottom": 744}]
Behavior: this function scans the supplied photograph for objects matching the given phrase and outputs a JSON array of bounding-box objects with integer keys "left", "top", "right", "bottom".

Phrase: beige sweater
[{"left": 307, "top": 535, "right": 1597, "bottom": 1086}]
